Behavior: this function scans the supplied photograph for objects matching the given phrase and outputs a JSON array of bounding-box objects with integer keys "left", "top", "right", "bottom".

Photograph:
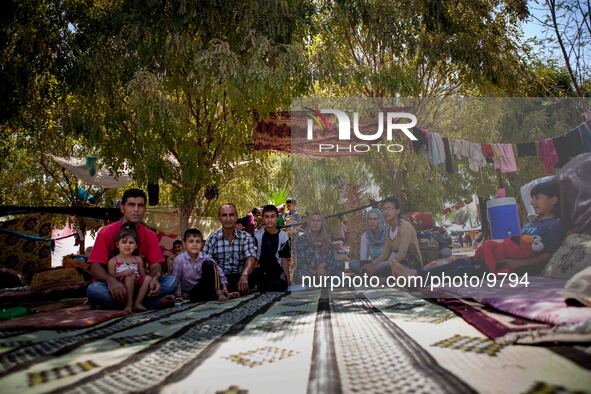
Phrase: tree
[
  {"left": 0, "top": 1, "right": 119, "bottom": 251},
  {"left": 65, "top": 0, "right": 311, "bottom": 234},
  {"left": 309, "top": 0, "right": 531, "bottom": 97},
  {"left": 304, "top": 0, "right": 536, "bottom": 209},
  {"left": 534, "top": 0, "right": 591, "bottom": 98},
  {"left": 0, "top": 0, "right": 73, "bottom": 124}
]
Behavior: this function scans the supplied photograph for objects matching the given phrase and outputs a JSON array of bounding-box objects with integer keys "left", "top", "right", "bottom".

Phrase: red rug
[
  {"left": 438, "top": 298, "right": 551, "bottom": 339},
  {"left": 0, "top": 306, "right": 126, "bottom": 330}
]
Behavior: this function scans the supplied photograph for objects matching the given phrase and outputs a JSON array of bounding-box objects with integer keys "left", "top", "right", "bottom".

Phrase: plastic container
[
  {"left": 487, "top": 197, "right": 521, "bottom": 240},
  {"left": 0, "top": 306, "right": 31, "bottom": 320}
]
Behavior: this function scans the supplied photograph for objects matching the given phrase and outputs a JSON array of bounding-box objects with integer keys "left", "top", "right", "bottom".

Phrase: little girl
[{"left": 108, "top": 225, "right": 152, "bottom": 313}]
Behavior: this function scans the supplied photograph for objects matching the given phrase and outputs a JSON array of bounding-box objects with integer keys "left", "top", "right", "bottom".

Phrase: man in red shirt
[{"left": 87, "top": 188, "right": 177, "bottom": 309}]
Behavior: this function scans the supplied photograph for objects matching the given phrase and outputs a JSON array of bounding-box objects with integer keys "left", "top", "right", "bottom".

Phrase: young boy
[
  {"left": 491, "top": 180, "right": 565, "bottom": 273},
  {"left": 253, "top": 205, "right": 291, "bottom": 291},
  {"left": 171, "top": 229, "right": 238, "bottom": 302},
  {"left": 472, "top": 180, "right": 565, "bottom": 274},
  {"left": 392, "top": 180, "right": 565, "bottom": 279}
]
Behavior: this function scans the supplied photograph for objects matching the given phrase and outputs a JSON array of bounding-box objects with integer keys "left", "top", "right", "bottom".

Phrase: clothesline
[
  {"left": 0, "top": 227, "right": 77, "bottom": 252},
  {"left": 411, "top": 120, "right": 591, "bottom": 176}
]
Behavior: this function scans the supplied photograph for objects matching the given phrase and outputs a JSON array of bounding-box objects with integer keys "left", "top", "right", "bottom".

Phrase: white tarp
[
  {"left": 51, "top": 225, "right": 96, "bottom": 267},
  {"left": 144, "top": 207, "right": 219, "bottom": 238},
  {"left": 50, "top": 155, "right": 133, "bottom": 189}
]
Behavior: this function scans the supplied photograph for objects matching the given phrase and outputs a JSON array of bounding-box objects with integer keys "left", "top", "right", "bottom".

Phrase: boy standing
[
  {"left": 252, "top": 205, "right": 291, "bottom": 291},
  {"left": 172, "top": 229, "right": 238, "bottom": 302}
]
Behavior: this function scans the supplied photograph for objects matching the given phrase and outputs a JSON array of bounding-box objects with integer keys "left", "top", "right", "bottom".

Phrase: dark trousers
[
  {"left": 417, "top": 258, "right": 486, "bottom": 278},
  {"left": 189, "top": 260, "right": 223, "bottom": 302},
  {"left": 225, "top": 268, "right": 288, "bottom": 293},
  {"left": 225, "top": 273, "right": 245, "bottom": 293},
  {"left": 250, "top": 267, "right": 288, "bottom": 292}
]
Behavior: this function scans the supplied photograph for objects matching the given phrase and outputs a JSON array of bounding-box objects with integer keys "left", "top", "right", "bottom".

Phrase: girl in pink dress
[{"left": 108, "top": 226, "right": 152, "bottom": 314}]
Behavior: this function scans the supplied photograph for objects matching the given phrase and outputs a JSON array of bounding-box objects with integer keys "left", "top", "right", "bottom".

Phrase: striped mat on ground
[
  {"left": 0, "top": 289, "right": 589, "bottom": 393},
  {"left": 363, "top": 288, "right": 591, "bottom": 393}
]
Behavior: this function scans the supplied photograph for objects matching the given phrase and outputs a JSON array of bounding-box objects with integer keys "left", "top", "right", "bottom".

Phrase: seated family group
[
  {"left": 87, "top": 189, "right": 293, "bottom": 312},
  {"left": 88, "top": 182, "right": 565, "bottom": 312}
]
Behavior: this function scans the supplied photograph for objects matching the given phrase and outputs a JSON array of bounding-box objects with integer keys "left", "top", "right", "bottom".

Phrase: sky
[
  {"left": 522, "top": 3, "right": 551, "bottom": 42},
  {"left": 520, "top": 1, "right": 576, "bottom": 63}
]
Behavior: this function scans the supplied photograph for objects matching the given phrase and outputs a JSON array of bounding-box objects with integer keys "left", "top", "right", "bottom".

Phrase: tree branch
[{"left": 548, "top": 0, "right": 584, "bottom": 96}]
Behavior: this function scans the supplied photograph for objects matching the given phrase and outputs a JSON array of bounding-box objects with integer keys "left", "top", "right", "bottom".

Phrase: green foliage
[
  {"left": 2, "top": 0, "right": 590, "bottom": 234},
  {"left": 0, "top": 0, "right": 73, "bottom": 123},
  {"left": 59, "top": 0, "right": 311, "bottom": 230},
  {"left": 309, "top": 0, "right": 533, "bottom": 96}
]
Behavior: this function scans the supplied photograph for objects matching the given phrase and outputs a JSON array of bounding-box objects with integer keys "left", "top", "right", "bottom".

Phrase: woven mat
[
  {"left": 0, "top": 296, "right": 255, "bottom": 393},
  {"left": 364, "top": 288, "right": 591, "bottom": 393},
  {"left": 0, "top": 289, "right": 590, "bottom": 393},
  {"left": 161, "top": 291, "right": 321, "bottom": 393}
]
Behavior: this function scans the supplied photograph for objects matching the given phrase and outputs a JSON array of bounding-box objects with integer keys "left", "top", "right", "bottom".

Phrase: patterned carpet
[{"left": 0, "top": 289, "right": 589, "bottom": 394}]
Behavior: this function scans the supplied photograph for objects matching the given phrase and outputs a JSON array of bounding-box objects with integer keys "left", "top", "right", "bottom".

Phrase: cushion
[
  {"left": 406, "top": 212, "right": 435, "bottom": 230},
  {"left": 542, "top": 233, "right": 591, "bottom": 279},
  {"left": 62, "top": 254, "right": 90, "bottom": 270},
  {"left": 563, "top": 266, "right": 591, "bottom": 306},
  {"left": 30, "top": 268, "right": 85, "bottom": 291}
]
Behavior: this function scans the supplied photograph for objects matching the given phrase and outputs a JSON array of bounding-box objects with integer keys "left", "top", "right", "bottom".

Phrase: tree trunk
[
  {"left": 379, "top": 151, "right": 401, "bottom": 199},
  {"left": 387, "top": 157, "right": 402, "bottom": 199},
  {"left": 179, "top": 203, "right": 194, "bottom": 237},
  {"left": 344, "top": 184, "right": 365, "bottom": 260},
  {"left": 548, "top": 0, "right": 585, "bottom": 97}
]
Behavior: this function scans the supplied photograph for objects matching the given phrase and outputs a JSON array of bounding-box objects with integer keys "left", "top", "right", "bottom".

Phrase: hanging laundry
[
  {"left": 411, "top": 127, "right": 428, "bottom": 154},
  {"left": 428, "top": 132, "right": 446, "bottom": 166},
  {"left": 538, "top": 138, "right": 559, "bottom": 175},
  {"left": 424, "top": 130, "right": 432, "bottom": 155},
  {"left": 578, "top": 122, "right": 591, "bottom": 152},
  {"left": 480, "top": 144, "right": 494, "bottom": 163},
  {"left": 492, "top": 143, "right": 518, "bottom": 173},
  {"left": 442, "top": 137, "right": 454, "bottom": 173},
  {"left": 453, "top": 140, "right": 486, "bottom": 172},
  {"left": 85, "top": 156, "right": 97, "bottom": 177},
  {"left": 553, "top": 129, "right": 584, "bottom": 167},
  {"left": 467, "top": 142, "right": 487, "bottom": 172},
  {"left": 516, "top": 142, "right": 537, "bottom": 157},
  {"left": 453, "top": 139, "right": 470, "bottom": 159}
]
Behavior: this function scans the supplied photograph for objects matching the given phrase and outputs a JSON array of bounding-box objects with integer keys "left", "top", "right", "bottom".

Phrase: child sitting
[
  {"left": 107, "top": 225, "right": 152, "bottom": 314},
  {"left": 171, "top": 228, "right": 239, "bottom": 302},
  {"left": 166, "top": 240, "right": 183, "bottom": 274},
  {"left": 391, "top": 180, "right": 565, "bottom": 279},
  {"left": 474, "top": 180, "right": 565, "bottom": 274}
]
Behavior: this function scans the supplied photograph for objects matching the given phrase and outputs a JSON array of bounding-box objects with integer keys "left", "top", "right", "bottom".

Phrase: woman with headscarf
[
  {"left": 349, "top": 208, "right": 387, "bottom": 273},
  {"left": 293, "top": 212, "right": 343, "bottom": 284}
]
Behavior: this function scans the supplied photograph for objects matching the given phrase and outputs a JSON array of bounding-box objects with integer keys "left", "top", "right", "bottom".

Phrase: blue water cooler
[{"left": 486, "top": 197, "right": 521, "bottom": 240}]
